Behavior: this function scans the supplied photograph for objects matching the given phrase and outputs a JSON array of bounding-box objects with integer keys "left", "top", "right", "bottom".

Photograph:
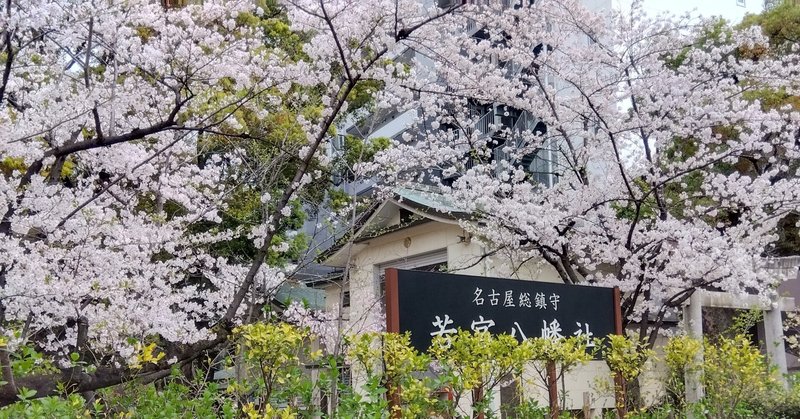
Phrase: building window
[
  {"left": 339, "top": 365, "right": 352, "bottom": 388},
  {"left": 378, "top": 260, "right": 448, "bottom": 298},
  {"left": 376, "top": 251, "right": 449, "bottom": 305},
  {"left": 332, "top": 134, "right": 345, "bottom": 152},
  {"left": 342, "top": 290, "right": 351, "bottom": 308},
  {"left": 321, "top": 364, "right": 353, "bottom": 413}
]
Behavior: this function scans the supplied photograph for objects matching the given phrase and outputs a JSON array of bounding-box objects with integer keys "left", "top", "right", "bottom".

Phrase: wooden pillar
[
  {"left": 384, "top": 269, "right": 402, "bottom": 418},
  {"left": 472, "top": 386, "right": 485, "bottom": 419},
  {"left": 582, "top": 391, "right": 592, "bottom": 419},
  {"left": 546, "top": 361, "right": 559, "bottom": 419}
]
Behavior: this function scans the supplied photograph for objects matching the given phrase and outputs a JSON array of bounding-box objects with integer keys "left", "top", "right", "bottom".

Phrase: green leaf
[{"left": 17, "top": 387, "right": 37, "bottom": 401}]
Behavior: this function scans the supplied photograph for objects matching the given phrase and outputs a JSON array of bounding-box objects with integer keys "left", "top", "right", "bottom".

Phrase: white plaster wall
[
  {"left": 519, "top": 360, "right": 616, "bottom": 411},
  {"left": 346, "top": 222, "right": 461, "bottom": 335},
  {"left": 447, "top": 236, "right": 564, "bottom": 282},
  {"left": 319, "top": 283, "right": 350, "bottom": 323}
]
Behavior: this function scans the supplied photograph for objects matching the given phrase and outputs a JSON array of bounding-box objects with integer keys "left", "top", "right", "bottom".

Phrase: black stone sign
[{"left": 385, "top": 268, "right": 620, "bottom": 352}]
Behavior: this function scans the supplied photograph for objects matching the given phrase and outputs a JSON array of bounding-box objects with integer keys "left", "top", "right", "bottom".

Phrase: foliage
[
  {"left": 744, "top": 374, "right": 800, "bottom": 419},
  {"left": 701, "top": 335, "right": 777, "bottom": 419},
  {"left": 662, "top": 335, "right": 701, "bottom": 408},
  {"left": 524, "top": 335, "right": 593, "bottom": 403},
  {"left": 601, "top": 334, "right": 655, "bottom": 413},
  {"left": 0, "top": 394, "right": 97, "bottom": 419},
  {"left": 603, "top": 335, "right": 654, "bottom": 383},
  {"left": 233, "top": 322, "right": 318, "bottom": 414},
  {"left": 100, "top": 374, "right": 236, "bottom": 419},
  {"left": 429, "top": 330, "right": 531, "bottom": 416},
  {"left": 723, "top": 309, "right": 765, "bottom": 339},
  {"left": 0, "top": 373, "right": 236, "bottom": 419},
  {"left": 741, "top": 0, "right": 800, "bottom": 49},
  {"left": 333, "top": 136, "right": 391, "bottom": 182},
  {"left": 1, "top": 328, "right": 800, "bottom": 418},
  {"left": 8, "top": 342, "right": 58, "bottom": 377},
  {"left": 343, "top": 332, "right": 440, "bottom": 418}
]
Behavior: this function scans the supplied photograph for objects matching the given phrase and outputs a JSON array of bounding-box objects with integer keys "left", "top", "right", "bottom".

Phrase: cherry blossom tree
[
  {"left": 0, "top": 0, "right": 459, "bottom": 403},
  {"left": 374, "top": 0, "right": 800, "bottom": 346},
  {"left": 0, "top": 0, "right": 293, "bottom": 401},
  {"left": 1, "top": 0, "right": 797, "bottom": 405}
]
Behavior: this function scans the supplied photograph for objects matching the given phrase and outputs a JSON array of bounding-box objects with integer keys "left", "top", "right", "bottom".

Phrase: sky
[{"left": 616, "top": 0, "right": 764, "bottom": 24}]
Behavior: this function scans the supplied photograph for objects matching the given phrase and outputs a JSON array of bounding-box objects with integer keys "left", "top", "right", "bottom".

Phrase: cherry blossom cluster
[
  {"left": 0, "top": 0, "right": 301, "bottom": 361},
  {"left": 372, "top": 0, "right": 800, "bottom": 337}
]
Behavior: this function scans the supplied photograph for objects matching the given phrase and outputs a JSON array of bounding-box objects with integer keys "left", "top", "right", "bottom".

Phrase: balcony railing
[
  {"left": 468, "top": 110, "right": 497, "bottom": 139},
  {"left": 511, "top": 110, "right": 538, "bottom": 135}
]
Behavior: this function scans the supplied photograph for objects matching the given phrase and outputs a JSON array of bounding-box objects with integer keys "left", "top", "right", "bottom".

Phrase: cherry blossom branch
[
  {"left": 319, "top": 0, "right": 352, "bottom": 83},
  {"left": 8, "top": 103, "right": 111, "bottom": 144},
  {"left": 394, "top": 2, "right": 464, "bottom": 42},
  {"left": 0, "top": 94, "right": 188, "bottom": 243},
  {"left": 53, "top": 80, "right": 293, "bottom": 228},
  {"left": 54, "top": 130, "right": 189, "bottom": 229},
  {"left": 0, "top": 0, "right": 12, "bottom": 106},
  {"left": 83, "top": 18, "right": 93, "bottom": 89}
]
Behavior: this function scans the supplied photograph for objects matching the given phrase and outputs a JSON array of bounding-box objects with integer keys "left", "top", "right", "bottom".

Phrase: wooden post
[
  {"left": 547, "top": 360, "right": 559, "bottom": 419},
  {"left": 384, "top": 269, "right": 401, "bottom": 418},
  {"left": 388, "top": 384, "right": 401, "bottom": 419},
  {"left": 612, "top": 287, "right": 627, "bottom": 418},
  {"left": 613, "top": 287, "right": 623, "bottom": 337},
  {"left": 582, "top": 391, "right": 591, "bottom": 419},
  {"left": 614, "top": 375, "right": 627, "bottom": 419},
  {"left": 385, "top": 268, "right": 400, "bottom": 334},
  {"left": 472, "top": 386, "right": 485, "bottom": 419}
]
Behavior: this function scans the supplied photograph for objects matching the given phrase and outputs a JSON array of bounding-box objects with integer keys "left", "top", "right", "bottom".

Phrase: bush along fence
[{"left": 0, "top": 322, "right": 797, "bottom": 418}]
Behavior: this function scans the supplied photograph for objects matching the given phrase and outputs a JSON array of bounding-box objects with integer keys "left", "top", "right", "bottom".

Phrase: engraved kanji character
[
  {"left": 473, "top": 287, "right": 484, "bottom": 305},
  {"left": 503, "top": 290, "right": 515, "bottom": 307},
  {"left": 470, "top": 315, "right": 496, "bottom": 332},
  {"left": 549, "top": 293, "right": 560, "bottom": 311},
  {"left": 534, "top": 292, "right": 547, "bottom": 309},
  {"left": 430, "top": 315, "right": 457, "bottom": 337},
  {"left": 519, "top": 292, "right": 532, "bottom": 308},
  {"left": 540, "top": 319, "right": 563, "bottom": 340},
  {"left": 573, "top": 322, "right": 595, "bottom": 347},
  {"left": 488, "top": 289, "right": 499, "bottom": 306},
  {"left": 511, "top": 321, "right": 528, "bottom": 340}
]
